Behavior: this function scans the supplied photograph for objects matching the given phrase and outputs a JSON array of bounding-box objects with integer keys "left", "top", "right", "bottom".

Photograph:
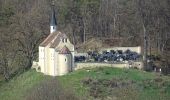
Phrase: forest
[{"left": 0, "top": 0, "right": 170, "bottom": 81}]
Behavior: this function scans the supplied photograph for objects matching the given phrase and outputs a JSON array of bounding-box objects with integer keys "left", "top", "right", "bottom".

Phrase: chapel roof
[
  {"left": 50, "top": 32, "right": 67, "bottom": 48},
  {"left": 39, "top": 32, "right": 58, "bottom": 47},
  {"left": 40, "top": 31, "right": 67, "bottom": 47},
  {"left": 59, "top": 45, "right": 71, "bottom": 54}
]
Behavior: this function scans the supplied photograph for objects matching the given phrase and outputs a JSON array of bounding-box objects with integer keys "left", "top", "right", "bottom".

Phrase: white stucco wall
[
  {"left": 50, "top": 26, "right": 57, "bottom": 34},
  {"left": 45, "top": 46, "right": 50, "bottom": 75},
  {"left": 55, "top": 38, "right": 74, "bottom": 74},
  {"left": 55, "top": 51, "right": 59, "bottom": 76},
  {"left": 49, "top": 48, "right": 55, "bottom": 76},
  {"left": 58, "top": 54, "right": 72, "bottom": 76},
  {"left": 39, "top": 46, "right": 45, "bottom": 73}
]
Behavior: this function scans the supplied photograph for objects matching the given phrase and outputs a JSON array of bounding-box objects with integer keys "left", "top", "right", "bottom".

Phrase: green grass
[
  {"left": 58, "top": 67, "right": 170, "bottom": 100},
  {"left": 0, "top": 70, "right": 50, "bottom": 100},
  {"left": 0, "top": 67, "right": 170, "bottom": 100}
]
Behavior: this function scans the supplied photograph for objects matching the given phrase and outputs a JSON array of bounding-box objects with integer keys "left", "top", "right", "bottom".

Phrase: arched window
[
  {"left": 65, "top": 58, "right": 67, "bottom": 62},
  {"left": 65, "top": 38, "right": 67, "bottom": 43}
]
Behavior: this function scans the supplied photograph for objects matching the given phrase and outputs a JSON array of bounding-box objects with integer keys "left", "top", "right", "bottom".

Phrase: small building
[{"left": 38, "top": 6, "right": 74, "bottom": 76}]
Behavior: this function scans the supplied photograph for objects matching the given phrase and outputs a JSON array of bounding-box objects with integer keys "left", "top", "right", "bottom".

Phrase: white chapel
[{"left": 38, "top": 7, "right": 74, "bottom": 76}]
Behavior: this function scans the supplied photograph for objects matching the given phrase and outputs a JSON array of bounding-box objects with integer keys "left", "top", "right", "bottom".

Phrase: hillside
[
  {"left": 0, "top": 67, "right": 170, "bottom": 100},
  {"left": 0, "top": 70, "right": 49, "bottom": 100},
  {"left": 0, "top": 0, "right": 170, "bottom": 83}
]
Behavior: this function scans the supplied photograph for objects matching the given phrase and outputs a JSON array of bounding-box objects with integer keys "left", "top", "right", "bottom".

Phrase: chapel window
[{"left": 65, "top": 38, "right": 67, "bottom": 43}]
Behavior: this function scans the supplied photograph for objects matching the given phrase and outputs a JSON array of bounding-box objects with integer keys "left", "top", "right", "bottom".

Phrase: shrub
[
  {"left": 25, "top": 79, "right": 78, "bottom": 100},
  {"left": 82, "top": 77, "right": 93, "bottom": 85},
  {"left": 82, "top": 77, "right": 135, "bottom": 99}
]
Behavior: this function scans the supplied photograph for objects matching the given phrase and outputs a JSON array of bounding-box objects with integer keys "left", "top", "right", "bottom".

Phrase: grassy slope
[
  {"left": 0, "top": 67, "right": 170, "bottom": 100},
  {"left": 0, "top": 70, "right": 50, "bottom": 100},
  {"left": 58, "top": 67, "right": 170, "bottom": 100}
]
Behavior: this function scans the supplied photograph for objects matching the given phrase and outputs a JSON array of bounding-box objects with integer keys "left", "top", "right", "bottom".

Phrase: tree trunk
[{"left": 25, "top": 57, "right": 33, "bottom": 70}]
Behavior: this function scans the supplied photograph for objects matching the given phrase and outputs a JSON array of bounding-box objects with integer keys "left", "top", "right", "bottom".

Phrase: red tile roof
[
  {"left": 50, "top": 33, "right": 67, "bottom": 48},
  {"left": 59, "top": 45, "right": 71, "bottom": 54},
  {"left": 39, "top": 31, "right": 59, "bottom": 47},
  {"left": 40, "top": 31, "right": 67, "bottom": 48}
]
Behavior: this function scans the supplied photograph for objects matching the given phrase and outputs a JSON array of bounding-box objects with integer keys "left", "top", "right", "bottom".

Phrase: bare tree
[
  {"left": 10, "top": 0, "right": 50, "bottom": 69},
  {"left": 0, "top": 28, "right": 18, "bottom": 81}
]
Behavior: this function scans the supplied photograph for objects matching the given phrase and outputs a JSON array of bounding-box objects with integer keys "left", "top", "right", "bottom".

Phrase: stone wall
[
  {"left": 32, "top": 61, "right": 41, "bottom": 72},
  {"left": 74, "top": 62, "right": 143, "bottom": 70},
  {"left": 99, "top": 46, "right": 141, "bottom": 54}
]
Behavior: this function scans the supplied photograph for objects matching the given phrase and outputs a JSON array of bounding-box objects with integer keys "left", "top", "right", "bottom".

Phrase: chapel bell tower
[{"left": 50, "top": 2, "right": 57, "bottom": 34}]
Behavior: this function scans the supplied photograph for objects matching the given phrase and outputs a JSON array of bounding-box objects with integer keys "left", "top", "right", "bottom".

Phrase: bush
[
  {"left": 25, "top": 79, "right": 78, "bottom": 100},
  {"left": 82, "top": 77, "right": 135, "bottom": 98}
]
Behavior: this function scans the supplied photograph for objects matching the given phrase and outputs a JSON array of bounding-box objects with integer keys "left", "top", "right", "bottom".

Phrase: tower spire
[{"left": 50, "top": 0, "right": 57, "bottom": 33}]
